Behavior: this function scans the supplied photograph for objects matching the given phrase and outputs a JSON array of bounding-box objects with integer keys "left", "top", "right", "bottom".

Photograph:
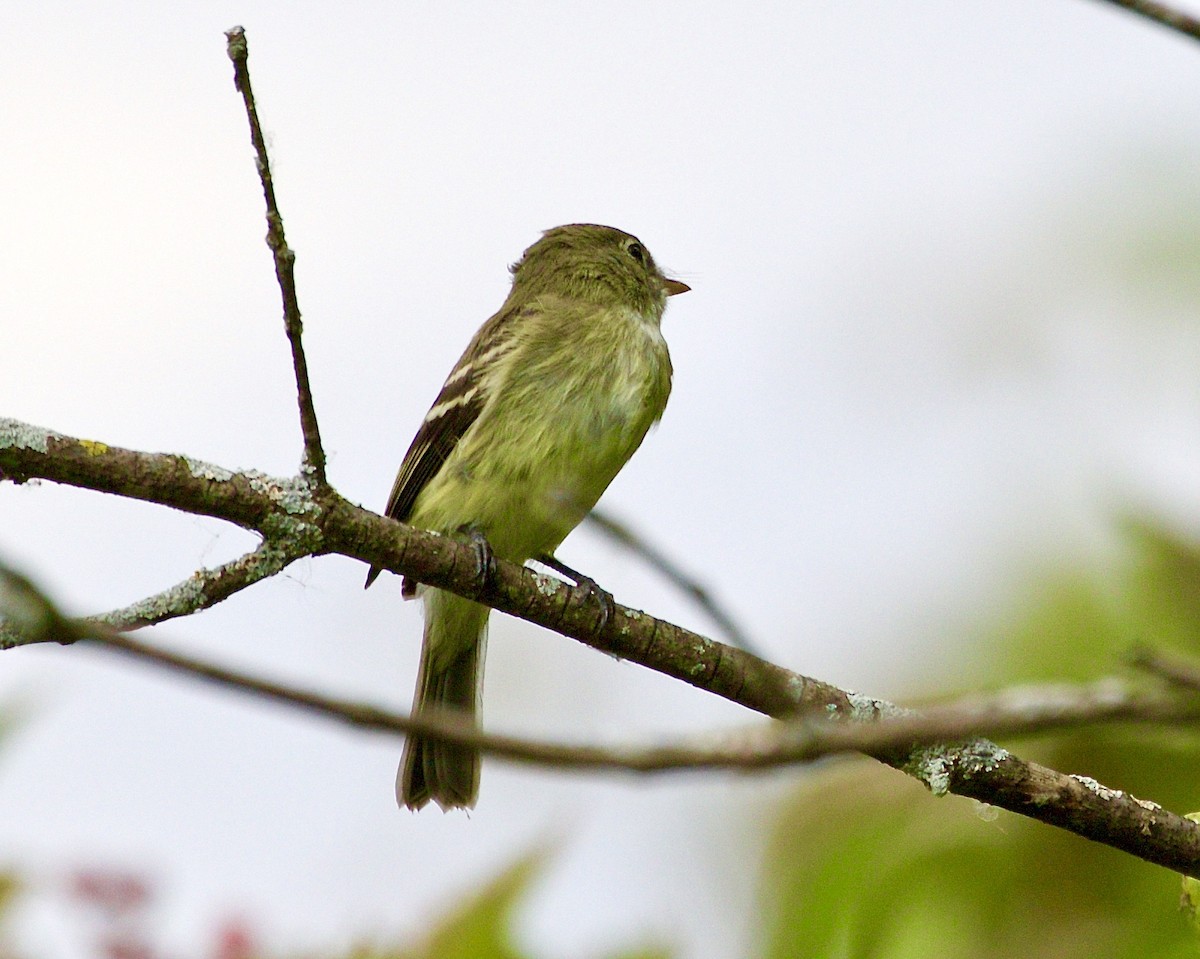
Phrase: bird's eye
[{"left": 626, "top": 241, "right": 646, "bottom": 264}]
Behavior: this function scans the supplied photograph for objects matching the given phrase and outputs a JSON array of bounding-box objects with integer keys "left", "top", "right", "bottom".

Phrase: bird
[{"left": 366, "top": 223, "right": 689, "bottom": 810}]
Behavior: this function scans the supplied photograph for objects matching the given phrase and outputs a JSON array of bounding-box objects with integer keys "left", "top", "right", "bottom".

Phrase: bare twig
[
  {"left": 585, "top": 508, "right": 762, "bottom": 657},
  {"left": 5, "top": 440, "right": 1200, "bottom": 878},
  {"left": 225, "top": 26, "right": 327, "bottom": 486},
  {"left": 73, "top": 639, "right": 1200, "bottom": 772},
  {"left": 0, "top": 419, "right": 810, "bottom": 709},
  {"left": 6, "top": 562, "right": 1200, "bottom": 777},
  {"left": 1092, "top": 0, "right": 1200, "bottom": 42}
]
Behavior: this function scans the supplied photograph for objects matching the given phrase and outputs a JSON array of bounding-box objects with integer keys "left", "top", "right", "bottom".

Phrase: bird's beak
[{"left": 663, "top": 278, "right": 691, "bottom": 296}]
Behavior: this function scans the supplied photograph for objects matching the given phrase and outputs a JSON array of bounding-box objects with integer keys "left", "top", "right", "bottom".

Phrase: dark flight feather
[{"left": 363, "top": 306, "right": 522, "bottom": 590}]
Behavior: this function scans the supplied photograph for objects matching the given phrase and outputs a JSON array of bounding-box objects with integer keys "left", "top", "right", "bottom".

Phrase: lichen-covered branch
[
  {"left": 0, "top": 539, "right": 304, "bottom": 649},
  {"left": 5, "top": 415, "right": 1200, "bottom": 877}
]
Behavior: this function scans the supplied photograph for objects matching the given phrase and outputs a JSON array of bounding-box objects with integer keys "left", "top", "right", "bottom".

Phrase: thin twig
[
  {"left": 77, "top": 632, "right": 1200, "bottom": 771},
  {"left": 224, "top": 27, "right": 327, "bottom": 486},
  {"left": 6, "top": 562, "right": 1200, "bottom": 774},
  {"left": 78, "top": 639, "right": 1200, "bottom": 770},
  {"left": 1092, "top": 0, "right": 1200, "bottom": 42},
  {"left": 585, "top": 508, "right": 762, "bottom": 657}
]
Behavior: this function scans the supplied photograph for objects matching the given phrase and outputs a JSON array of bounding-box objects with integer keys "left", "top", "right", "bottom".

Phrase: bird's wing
[
  {"left": 365, "top": 305, "right": 521, "bottom": 588},
  {"left": 382, "top": 380, "right": 482, "bottom": 524}
]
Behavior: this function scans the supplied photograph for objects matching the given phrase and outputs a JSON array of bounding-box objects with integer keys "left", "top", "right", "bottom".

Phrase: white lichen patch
[
  {"left": 845, "top": 691, "right": 912, "bottom": 723},
  {"left": 905, "top": 739, "right": 1011, "bottom": 797},
  {"left": 233, "top": 473, "right": 323, "bottom": 550},
  {"left": 99, "top": 578, "right": 209, "bottom": 628},
  {"left": 182, "top": 456, "right": 235, "bottom": 483},
  {"left": 916, "top": 751, "right": 953, "bottom": 797},
  {"left": 956, "top": 740, "right": 1011, "bottom": 775},
  {"left": 1070, "top": 775, "right": 1124, "bottom": 802},
  {"left": 534, "top": 573, "right": 560, "bottom": 597},
  {"left": 246, "top": 472, "right": 319, "bottom": 516},
  {"left": 973, "top": 801, "right": 1000, "bottom": 823},
  {"left": 0, "top": 418, "right": 59, "bottom": 453}
]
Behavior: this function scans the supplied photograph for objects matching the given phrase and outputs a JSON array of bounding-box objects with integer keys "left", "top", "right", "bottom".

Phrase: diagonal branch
[
  {"left": 97, "top": 539, "right": 305, "bottom": 631},
  {"left": 4, "top": 418, "right": 1200, "bottom": 876},
  {"left": 224, "top": 26, "right": 327, "bottom": 486}
]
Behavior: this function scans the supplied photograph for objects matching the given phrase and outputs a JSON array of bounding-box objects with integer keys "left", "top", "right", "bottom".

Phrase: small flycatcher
[{"left": 366, "top": 223, "right": 688, "bottom": 810}]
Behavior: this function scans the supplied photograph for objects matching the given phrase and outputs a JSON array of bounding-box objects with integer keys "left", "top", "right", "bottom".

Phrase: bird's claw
[
  {"left": 537, "top": 554, "right": 615, "bottom": 635},
  {"left": 576, "top": 574, "right": 616, "bottom": 635},
  {"left": 459, "top": 526, "right": 496, "bottom": 596}
]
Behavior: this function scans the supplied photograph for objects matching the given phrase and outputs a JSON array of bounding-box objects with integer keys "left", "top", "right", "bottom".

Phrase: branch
[
  {"left": 585, "top": 508, "right": 762, "bottom": 657},
  {"left": 224, "top": 26, "right": 327, "bottom": 486},
  {"left": 8, "top": 16, "right": 1200, "bottom": 877},
  {"left": 4, "top": 419, "right": 1200, "bottom": 876},
  {"left": 73, "top": 636, "right": 1200, "bottom": 775},
  {"left": 7, "top": 562, "right": 1200, "bottom": 777},
  {"left": 0, "top": 417, "right": 815, "bottom": 714},
  {"left": 1092, "top": 0, "right": 1200, "bottom": 42}
]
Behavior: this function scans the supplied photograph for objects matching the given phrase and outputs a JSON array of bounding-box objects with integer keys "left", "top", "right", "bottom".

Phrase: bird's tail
[{"left": 398, "top": 588, "right": 489, "bottom": 811}]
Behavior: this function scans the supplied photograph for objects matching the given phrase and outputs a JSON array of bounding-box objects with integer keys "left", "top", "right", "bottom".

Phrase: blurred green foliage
[
  {"left": 761, "top": 518, "right": 1200, "bottom": 958},
  {"left": 364, "top": 521, "right": 1200, "bottom": 959},
  {"left": 11, "top": 520, "right": 1200, "bottom": 957},
  {"left": 351, "top": 519, "right": 1200, "bottom": 959},
  {"left": 397, "top": 851, "right": 540, "bottom": 959},
  {"left": 347, "top": 850, "right": 670, "bottom": 959}
]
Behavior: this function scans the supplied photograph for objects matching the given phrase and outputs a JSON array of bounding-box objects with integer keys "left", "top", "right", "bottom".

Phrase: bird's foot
[
  {"left": 458, "top": 526, "right": 496, "bottom": 597},
  {"left": 537, "top": 554, "right": 616, "bottom": 635}
]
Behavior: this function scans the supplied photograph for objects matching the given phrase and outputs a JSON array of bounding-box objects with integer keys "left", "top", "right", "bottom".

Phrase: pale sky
[{"left": 5, "top": 2, "right": 1200, "bottom": 957}]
